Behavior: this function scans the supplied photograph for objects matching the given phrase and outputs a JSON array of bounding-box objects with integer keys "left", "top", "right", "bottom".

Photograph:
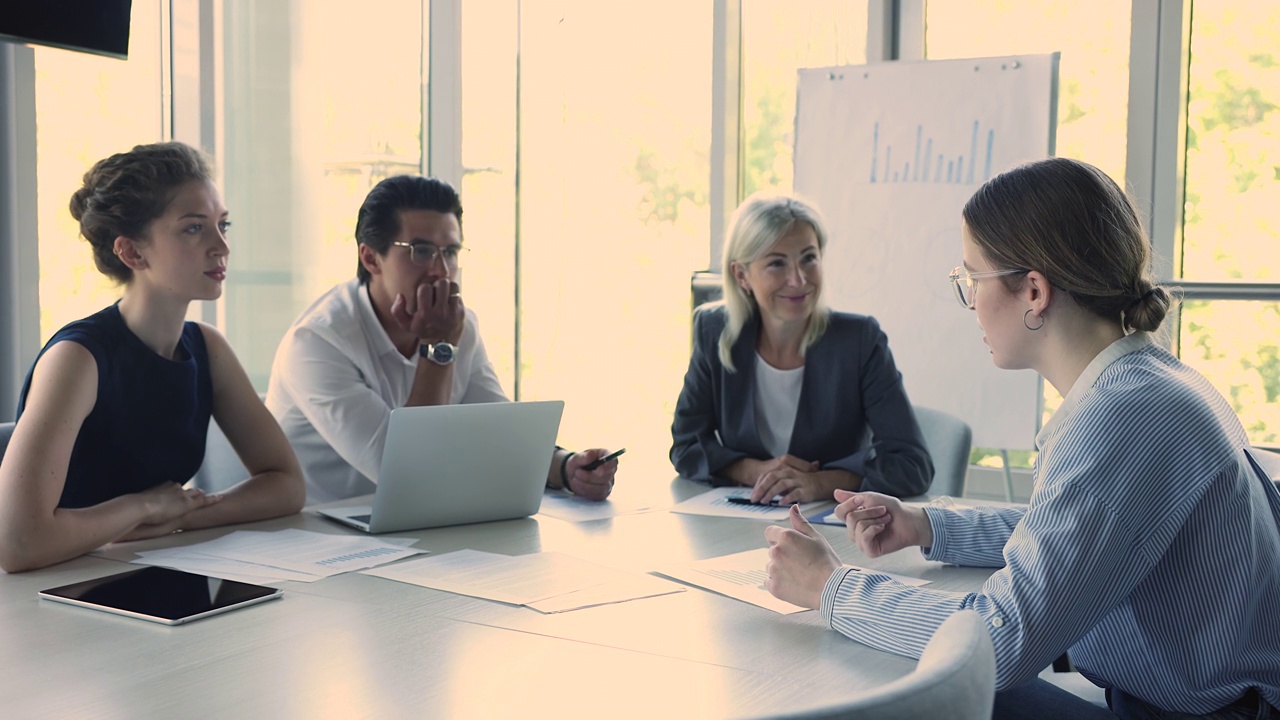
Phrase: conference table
[{"left": 0, "top": 478, "right": 996, "bottom": 718}]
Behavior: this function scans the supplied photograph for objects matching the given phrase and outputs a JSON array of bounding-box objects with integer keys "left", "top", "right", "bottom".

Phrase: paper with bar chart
[
  {"left": 129, "top": 529, "right": 424, "bottom": 582},
  {"left": 794, "top": 55, "right": 1058, "bottom": 450}
]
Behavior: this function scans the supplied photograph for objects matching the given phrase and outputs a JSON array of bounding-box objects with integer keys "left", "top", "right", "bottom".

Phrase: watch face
[{"left": 428, "top": 342, "right": 455, "bottom": 365}]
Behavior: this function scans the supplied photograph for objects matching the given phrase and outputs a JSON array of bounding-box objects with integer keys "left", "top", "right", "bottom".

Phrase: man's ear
[
  {"left": 113, "top": 236, "right": 147, "bottom": 270},
  {"left": 358, "top": 243, "right": 382, "bottom": 278}
]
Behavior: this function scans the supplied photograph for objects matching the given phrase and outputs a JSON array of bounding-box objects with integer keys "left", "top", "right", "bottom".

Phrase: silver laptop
[{"left": 318, "top": 400, "right": 564, "bottom": 533}]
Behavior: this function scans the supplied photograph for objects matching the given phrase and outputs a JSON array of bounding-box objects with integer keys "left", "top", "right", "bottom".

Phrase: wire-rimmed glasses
[
  {"left": 392, "top": 241, "right": 468, "bottom": 271},
  {"left": 948, "top": 266, "right": 1029, "bottom": 309}
]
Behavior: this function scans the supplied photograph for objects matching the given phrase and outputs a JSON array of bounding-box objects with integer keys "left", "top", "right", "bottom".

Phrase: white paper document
[
  {"left": 656, "top": 548, "right": 808, "bottom": 615},
  {"left": 362, "top": 549, "right": 681, "bottom": 612},
  {"left": 526, "top": 573, "right": 685, "bottom": 614},
  {"left": 656, "top": 548, "right": 932, "bottom": 615},
  {"left": 130, "top": 529, "right": 424, "bottom": 582},
  {"left": 670, "top": 487, "right": 830, "bottom": 521},
  {"left": 132, "top": 548, "right": 326, "bottom": 584}
]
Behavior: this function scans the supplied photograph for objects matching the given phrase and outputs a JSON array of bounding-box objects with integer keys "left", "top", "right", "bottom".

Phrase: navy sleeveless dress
[{"left": 16, "top": 304, "right": 214, "bottom": 509}]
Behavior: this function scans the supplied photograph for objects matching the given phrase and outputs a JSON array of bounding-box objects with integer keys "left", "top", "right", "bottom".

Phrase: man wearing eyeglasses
[{"left": 265, "top": 175, "right": 619, "bottom": 505}]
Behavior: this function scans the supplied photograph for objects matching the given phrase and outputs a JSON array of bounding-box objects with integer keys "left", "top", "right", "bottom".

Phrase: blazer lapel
[{"left": 731, "top": 317, "right": 770, "bottom": 457}]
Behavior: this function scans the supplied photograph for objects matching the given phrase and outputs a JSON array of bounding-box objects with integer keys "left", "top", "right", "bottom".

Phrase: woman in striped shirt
[{"left": 763, "top": 157, "right": 1280, "bottom": 719}]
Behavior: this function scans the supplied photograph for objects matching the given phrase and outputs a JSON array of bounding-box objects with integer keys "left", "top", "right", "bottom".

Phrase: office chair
[
  {"left": 764, "top": 610, "right": 996, "bottom": 720},
  {"left": 0, "top": 421, "right": 13, "bottom": 464},
  {"left": 192, "top": 421, "right": 246, "bottom": 493},
  {"left": 913, "top": 406, "right": 973, "bottom": 497}
]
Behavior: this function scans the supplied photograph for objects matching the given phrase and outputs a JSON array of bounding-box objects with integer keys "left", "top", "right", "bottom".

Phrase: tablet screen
[{"left": 39, "top": 566, "right": 282, "bottom": 625}]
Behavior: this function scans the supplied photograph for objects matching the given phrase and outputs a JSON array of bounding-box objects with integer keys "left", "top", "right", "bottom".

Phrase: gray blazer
[{"left": 670, "top": 304, "right": 932, "bottom": 496}]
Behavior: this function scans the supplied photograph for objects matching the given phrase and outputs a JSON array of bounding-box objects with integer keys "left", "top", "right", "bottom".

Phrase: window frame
[{"left": 4, "top": 0, "right": 1277, "bottom": 442}]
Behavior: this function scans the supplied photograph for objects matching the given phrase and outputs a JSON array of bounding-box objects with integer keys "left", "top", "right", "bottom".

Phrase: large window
[
  {"left": 219, "top": 1, "right": 425, "bottom": 388},
  {"left": 33, "top": 0, "right": 164, "bottom": 341},
  {"left": 925, "top": 0, "right": 1131, "bottom": 183},
  {"left": 926, "top": 1, "right": 1132, "bottom": 467},
  {"left": 1178, "top": 3, "right": 1280, "bottom": 444},
  {"left": 517, "top": 0, "right": 712, "bottom": 481},
  {"left": 741, "top": 0, "right": 869, "bottom": 196},
  {"left": 15, "top": 2, "right": 1277, "bottom": 482},
  {"left": 459, "top": 0, "right": 519, "bottom": 395}
]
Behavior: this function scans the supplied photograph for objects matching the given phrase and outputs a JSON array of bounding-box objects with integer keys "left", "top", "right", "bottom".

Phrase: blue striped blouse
[{"left": 819, "top": 332, "right": 1280, "bottom": 714}]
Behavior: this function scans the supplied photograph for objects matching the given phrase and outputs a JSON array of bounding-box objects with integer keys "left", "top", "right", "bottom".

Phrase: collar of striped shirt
[{"left": 1035, "top": 331, "right": 1153, "bottom": 450}]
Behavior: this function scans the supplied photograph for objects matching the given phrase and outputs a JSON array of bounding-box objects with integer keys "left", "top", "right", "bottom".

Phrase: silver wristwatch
[{"left": 419, "top": 341, "right": 457, "bottom": 366}]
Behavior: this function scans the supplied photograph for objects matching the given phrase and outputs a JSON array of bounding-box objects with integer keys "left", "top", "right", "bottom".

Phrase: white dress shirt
[{"left": 266, "top": 278, "right": 508, "bottom": 504}]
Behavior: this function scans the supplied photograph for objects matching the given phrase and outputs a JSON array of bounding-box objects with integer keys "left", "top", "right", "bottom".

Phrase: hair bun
[
  {"left": 1126, "top": 284, "right": 1173, "bottom": 333},
  {"left": 69, "top": 186, "right": 92, "bottom": 222}
]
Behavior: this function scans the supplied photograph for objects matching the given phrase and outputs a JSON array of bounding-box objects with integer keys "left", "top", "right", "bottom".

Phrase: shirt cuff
[
  {"left": 819, "top": 566, "right": 860, "bottom": 628},
  {"left": 919, "top": 506, "right": 949, "bottom": 562}
]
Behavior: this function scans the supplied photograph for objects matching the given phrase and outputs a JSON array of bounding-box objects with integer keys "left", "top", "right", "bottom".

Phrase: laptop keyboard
[{"left": 352, "top": 514, "right": 372, "bottom": 524}]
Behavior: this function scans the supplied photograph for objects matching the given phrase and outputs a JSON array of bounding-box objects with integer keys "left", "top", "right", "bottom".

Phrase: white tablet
[{"left": 39, "top": 566, "right": 282, "bottom": 625}]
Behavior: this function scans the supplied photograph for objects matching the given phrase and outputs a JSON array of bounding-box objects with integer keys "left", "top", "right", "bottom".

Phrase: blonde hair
[{"left": 718, "top": 193, "right": 831, "bottom": 371}]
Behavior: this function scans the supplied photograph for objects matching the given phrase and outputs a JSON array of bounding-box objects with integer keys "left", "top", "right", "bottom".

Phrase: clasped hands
[
  {"left": 762, "top": 489, "right": 933, "bottom": 610},
  {"left": 733, "top": 454, "right": 855, "bottom": 504},
  {"left": 117, "top": 481, "right": 223, "bottom": 542}
]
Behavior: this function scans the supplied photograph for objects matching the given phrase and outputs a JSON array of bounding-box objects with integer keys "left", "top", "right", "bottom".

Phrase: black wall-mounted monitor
[{"left": 0, "top": 0, "right": 133, "bottom": 60}]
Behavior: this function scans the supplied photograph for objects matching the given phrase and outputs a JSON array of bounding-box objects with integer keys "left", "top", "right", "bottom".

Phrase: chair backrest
[
  {"left": 192, "top": 421, "right": 246, "bottom": 493},
  {"left": 1246, "top": 447, "right": 1280, "bottom": 493},
  {"left": 765, "top": 610, "right": 996, "bottom": 720},
  {"left": 0, "top": 421, "right": 14, "bottom": 465},
  {"left": 914, "top": 406, "right": 973, "bottom": 497}
]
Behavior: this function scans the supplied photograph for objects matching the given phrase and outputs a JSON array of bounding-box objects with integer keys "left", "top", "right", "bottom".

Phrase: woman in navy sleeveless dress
[{"left": 0, "top": 142, "right": 304, "bottom": 572}]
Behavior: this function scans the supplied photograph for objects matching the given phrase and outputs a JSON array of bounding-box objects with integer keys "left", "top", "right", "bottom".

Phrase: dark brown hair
[
  {"left": 962, "top": 157, "right": 1172, "bottom": 333},
  {"left": 354, "top": 175, "right": 463, "bottom": 285},
  {"left": 69, "top": 141, "right": 213, "bottom": 283}
]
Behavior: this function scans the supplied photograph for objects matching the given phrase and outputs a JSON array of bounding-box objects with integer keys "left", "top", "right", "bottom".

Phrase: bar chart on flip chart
[
  {"left": 869, "top": 121, "right": 997, "bottom": 185},
  {"left": 794, "top": 55, "right": 1059, "bottom": 450}
]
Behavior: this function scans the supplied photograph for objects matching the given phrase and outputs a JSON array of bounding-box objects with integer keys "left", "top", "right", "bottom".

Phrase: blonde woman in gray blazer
[{"left": 670, "top": 194, "right": 932, "bottom": 503}]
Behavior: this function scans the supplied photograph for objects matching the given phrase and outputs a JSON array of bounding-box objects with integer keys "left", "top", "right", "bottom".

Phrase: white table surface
[{"left": 1, "top": 478, "right": 995, "bottom": 719}]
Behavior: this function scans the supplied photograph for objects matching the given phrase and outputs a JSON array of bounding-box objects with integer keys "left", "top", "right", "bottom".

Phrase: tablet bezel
[{"left": 39, "top": 566, "right": 283, "bottom": 626}]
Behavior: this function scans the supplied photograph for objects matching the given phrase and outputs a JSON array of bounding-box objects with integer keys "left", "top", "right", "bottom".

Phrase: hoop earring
[{"left": 1023, "top": 309, "right": 1045, "bottom": 331}]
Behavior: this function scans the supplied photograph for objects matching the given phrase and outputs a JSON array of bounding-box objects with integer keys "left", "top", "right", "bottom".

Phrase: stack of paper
[
  {"left": 361, "top": 549, "right": 684, "bottom": 613},
  {"left": 131, "top": 529, "right": 424, "bottom": 584}
]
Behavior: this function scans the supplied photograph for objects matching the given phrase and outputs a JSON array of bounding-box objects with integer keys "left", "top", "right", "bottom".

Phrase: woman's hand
[
  {"left": 564, "top": 448, "right": 618, "bottom": 501},
  {"left": 752, "top": 466, "right": 857, "bottom": 504},
  {"left": 763, "top": 504, "right": 842, "bottom": 609},
  {"left": 136, "top": 482, "right": 221, "bottom": 527},
  {"left": 114, "top": 483, "right": 221, "bottom": 543},
  {"left": 726, "top": 455, "right": 816, "bottom": 488},
  {"left": 833, "top": 489, "right": 931, "bottom": 557}
]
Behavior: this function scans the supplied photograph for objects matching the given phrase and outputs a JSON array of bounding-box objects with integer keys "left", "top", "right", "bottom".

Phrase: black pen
[{"left": 582, "top": 448, "right": 626, "bottom": 471}]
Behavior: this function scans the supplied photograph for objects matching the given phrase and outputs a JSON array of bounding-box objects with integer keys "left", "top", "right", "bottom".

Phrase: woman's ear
[
  {"left": 1024, "top": 270, "right": 1053, "bottom": 314},
  {"left": 730, "top": 261, "right": 751, "bottom": 293},
  {"left": 112, "top": 237, "right": 147, "bottom": 270}
]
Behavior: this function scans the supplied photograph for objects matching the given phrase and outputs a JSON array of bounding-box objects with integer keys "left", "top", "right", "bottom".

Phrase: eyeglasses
[
  {"left": 392, "top": 241, "right": 468, "bottom": 270},
  {"left": 948, "top": 266, "right": 1029, "bottom": 309}
]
